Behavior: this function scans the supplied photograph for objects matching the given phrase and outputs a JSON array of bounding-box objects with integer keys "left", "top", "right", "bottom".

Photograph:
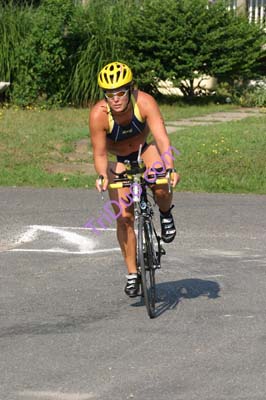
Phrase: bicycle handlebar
[
  {"left": 109, "top": 177, "right": 169, "bottom": 189},
  {"left": 97, "top": 154, "right": 174, "bottom": 193}
]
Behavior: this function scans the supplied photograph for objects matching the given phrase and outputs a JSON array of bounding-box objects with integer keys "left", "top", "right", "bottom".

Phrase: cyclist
[{"left": 89, "top": 61, "right": 180, "bottom": 297}]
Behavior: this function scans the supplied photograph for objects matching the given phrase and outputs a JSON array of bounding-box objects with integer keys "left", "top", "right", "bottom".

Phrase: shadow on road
[{"left": 132, "top": 278, "right": 220, "bottom": 318}]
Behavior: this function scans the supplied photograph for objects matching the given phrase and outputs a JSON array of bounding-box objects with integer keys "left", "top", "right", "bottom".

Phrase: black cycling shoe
[
  {"left": 160, "top": 205, "right": 176, "bottom": 243},
  {"left": 124, "top": 273, "right": 140, "bottom": 297}
]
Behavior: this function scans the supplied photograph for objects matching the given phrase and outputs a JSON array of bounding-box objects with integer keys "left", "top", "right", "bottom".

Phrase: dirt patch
[
  {"left": 75, "top": 138, "right": 90, "bottom": 154},
  {"left": 45, "top": 138, "right": 95, "bottom": 176},
  {"left": 45, "top": 162, "right": 95, "bottom": 175}
]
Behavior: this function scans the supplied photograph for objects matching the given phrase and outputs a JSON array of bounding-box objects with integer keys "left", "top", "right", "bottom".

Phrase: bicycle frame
[
  {"left": 133, "top": 178, "right": 162, "bottom": 269},
  {"left": 108, "top": 160, "right": 170, "bottom": 318}
]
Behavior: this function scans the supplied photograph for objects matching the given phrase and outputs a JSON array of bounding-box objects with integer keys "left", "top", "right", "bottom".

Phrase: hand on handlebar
[
  {"left": 96, "top": 175, "right": 109, "bottom": 192},
  {"left": 170, "top": 171, "right": 180, "bottom": 188},
  {"left": 166, "top": 169, "right": 180, "bottom": 189}
]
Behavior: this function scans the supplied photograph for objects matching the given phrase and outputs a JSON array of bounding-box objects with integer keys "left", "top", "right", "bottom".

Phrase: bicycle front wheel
[{"left": 137, "top": 215, "right": 156, "bottom": 318}]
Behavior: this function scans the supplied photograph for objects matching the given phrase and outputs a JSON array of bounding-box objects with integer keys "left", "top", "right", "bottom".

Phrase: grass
[
  {"left": 0, "top": 106, "right": 95, "bottom": 187},
  {"left": 0, "top": 103, "right": 265, "bottom": 193},
  {"left": 170, "top": 115, "right": 266, "bottom": 194}
]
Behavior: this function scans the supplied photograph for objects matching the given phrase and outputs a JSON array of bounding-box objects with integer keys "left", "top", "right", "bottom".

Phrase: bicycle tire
[{"left": 137, "top": 214, "right": 156, "bottom": 318}]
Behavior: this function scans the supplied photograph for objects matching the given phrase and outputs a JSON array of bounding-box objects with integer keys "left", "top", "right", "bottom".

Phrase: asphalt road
[{"left": 0, "top": 187, "right": 266, "bottom": 400}]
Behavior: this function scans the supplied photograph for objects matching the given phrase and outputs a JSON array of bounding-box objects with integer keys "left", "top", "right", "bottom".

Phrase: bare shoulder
[
  {"left": 89, "top": 100, "right": 109, "bottom": 138},
  {"left": 135, "top": 90, "right": 161, "bottom": 116},
  {"left": 136, "top": 90, "right": 157, "bottom": 104},
  {"left": 89, "top": 99, "right": 108, "bottom": 122}
]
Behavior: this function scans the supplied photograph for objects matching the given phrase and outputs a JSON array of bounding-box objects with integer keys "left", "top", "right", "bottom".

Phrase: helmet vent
[{"left": 98, "top": 61, "right": 133, "bottom": 89}]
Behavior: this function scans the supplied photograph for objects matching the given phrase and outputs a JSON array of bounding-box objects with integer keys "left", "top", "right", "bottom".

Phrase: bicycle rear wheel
[{"left": 137, "top": 214, "right": 156, "bottom": 318}]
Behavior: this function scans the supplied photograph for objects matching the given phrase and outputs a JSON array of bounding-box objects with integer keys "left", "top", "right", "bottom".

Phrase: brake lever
[
  {"left": 166, "top": 171, "right": 172, "bottom": 194},
  {"left": 97, "top": 175, "right": 105, "bottom": 201}
]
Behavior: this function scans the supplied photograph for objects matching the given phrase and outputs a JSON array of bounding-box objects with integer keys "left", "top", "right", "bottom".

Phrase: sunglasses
[{"left": 104, "top": 89, "right": 129, "bottom": 99}]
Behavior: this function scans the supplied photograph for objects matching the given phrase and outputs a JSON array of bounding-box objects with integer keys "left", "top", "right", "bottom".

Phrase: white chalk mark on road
[
  {"left": 18, "top": 225, "right": 97, "bottom": 252},
  {"left": 17, "top": 390, "right": 95, "bottom": 400},
  {"left": 7, "top": 225, "right": 119, "bottom": 255},
  {"left": 11, "top": 248, "right": 120, "bottom": 254}
]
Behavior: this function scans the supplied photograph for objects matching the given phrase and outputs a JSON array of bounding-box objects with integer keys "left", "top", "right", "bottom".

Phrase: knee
[
  {"left": 154, "top": 185, "right": 169, "bottom": 199},
  {"left": 116, "top": 214, "right": 134, "bottom": 229}
]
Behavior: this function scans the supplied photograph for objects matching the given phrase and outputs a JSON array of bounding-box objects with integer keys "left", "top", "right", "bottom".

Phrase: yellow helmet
[{"left": 98, "top": 62, "right": 133, "bottom": 90}]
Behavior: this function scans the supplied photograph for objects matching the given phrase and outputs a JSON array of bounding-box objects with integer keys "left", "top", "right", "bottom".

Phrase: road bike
[{"left": 108, "top": 156, "right": 172, "bottom": 318}]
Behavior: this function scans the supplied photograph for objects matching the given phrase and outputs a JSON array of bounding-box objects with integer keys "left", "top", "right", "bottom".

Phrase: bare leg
[
  {"left": 141, "top": 143, "right": 177, "bottom": 242},
  {"left": 141, "top": 144, "right": 173, "bottom": 212},
  {"left": 107, "top": 143, "right": 177, "bottom": 272},
  {"left": 107, "top": 161, "right": 138, "bottom": 274},
  {"left": 153, "top": 184, "right": 173, "bottom": 212},
  {"left": 116, "top": 211, "right": 137, "bottom": 274}
]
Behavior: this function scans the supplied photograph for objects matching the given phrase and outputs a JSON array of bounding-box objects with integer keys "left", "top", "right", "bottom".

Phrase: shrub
[
  {"left": 0, "top": 1, "right": 32, "bottom": 99},
  {"left": 238, "top": 81, "right": 266, "bottom": 107},
  {"left": 68, "top": 0, "right": 129, "bottom": 105},
  {"left": 122, "top": 0, "right": 266, "bottom": 97},
  {"left": 2, "top": 0, "right": 265, "bottom": 106},
  {"left": 215, "top": 79, "right": 266, "bottom": 107},
  {"left": 11, "top": 0, "right": 75, "bottom": 106}
]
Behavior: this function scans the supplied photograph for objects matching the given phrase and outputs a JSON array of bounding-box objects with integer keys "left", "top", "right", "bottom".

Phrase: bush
[
  {"left": 215, "top": 79, "right": 266, "bottom": 107},
  {"left": 1, "top": 0, "right": 265, "bottom": 106},
  {"left": 67, "top": 0, "right": 130, "bottom": 105},
  {"left": 0, "top": 1, "right": 32, "bottom": 98},
  {"left": 122, "top": 0, "right": 266, "bottom": 97},
  {"left": 11, "top": 0, "right": 75, "bottom": 106},
  {"left": 238, "top": 81, "right": 266, "bottom": 107}
]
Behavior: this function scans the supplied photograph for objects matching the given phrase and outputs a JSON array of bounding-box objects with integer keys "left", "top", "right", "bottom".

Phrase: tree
[
  {"left": 11, "top": 0, "right": 75, "bottom": 106},
  {"left": 202, "top": 1, "right": 265, "bottom": 83},
  {"left": 122, "top": 0, "right": 266, "bottom": 96}
]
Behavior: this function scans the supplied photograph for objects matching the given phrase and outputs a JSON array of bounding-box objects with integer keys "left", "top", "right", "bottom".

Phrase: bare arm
[
  {"left": 89, "top": 102, "right": 109, "bottom": 191},
  {"left": 139, "top": 92, "right": 173, "bottom": 165},
  {"left": 139, "top": 92, "right": 180, "bottom": 186}
]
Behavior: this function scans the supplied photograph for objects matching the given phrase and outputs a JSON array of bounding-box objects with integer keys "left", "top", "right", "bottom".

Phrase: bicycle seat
[
  {"left": 110, "top": 160, "right": 146, "bottom": 179},
  {"left": 109, "top": 169, "right": 128, "bottom": 179}
]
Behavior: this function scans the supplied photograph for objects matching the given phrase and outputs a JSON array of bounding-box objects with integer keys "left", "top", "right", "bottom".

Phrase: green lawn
[
  {"left": 0, "top": 106, "right": 94, "bottom": 187},
  {"left": 170, "top": 115, "right": 266, "bottom": 194},
  {"left": 0, "top": 104, "right": 265, "bottom": 193}
]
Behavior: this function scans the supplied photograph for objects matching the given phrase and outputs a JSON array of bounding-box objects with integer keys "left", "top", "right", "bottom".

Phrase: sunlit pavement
[{"left": 0, "top": 188, "right": 266, "bottom": 400}]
